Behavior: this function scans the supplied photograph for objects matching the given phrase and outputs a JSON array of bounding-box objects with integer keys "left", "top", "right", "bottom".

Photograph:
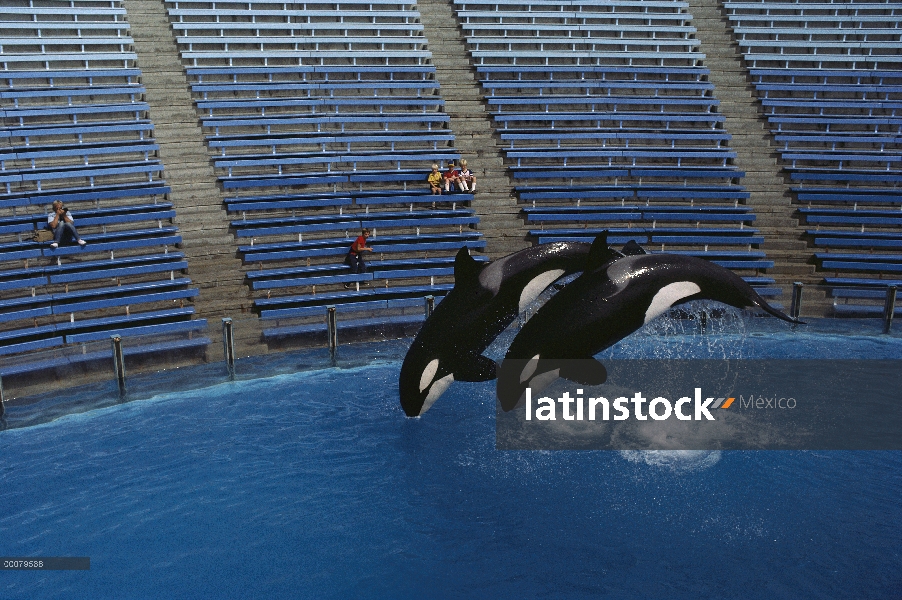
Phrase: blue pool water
[{"left": 1, "top": 317, "right": 901, "bottom": 599}]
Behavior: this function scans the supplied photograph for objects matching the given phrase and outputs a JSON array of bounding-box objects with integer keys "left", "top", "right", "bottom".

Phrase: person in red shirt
[
  {"left": 443, "top": 159, "right": 461, "bottom": 193},
  {"left": 344, "top": 228, "right": 373, "bottom": 286}
]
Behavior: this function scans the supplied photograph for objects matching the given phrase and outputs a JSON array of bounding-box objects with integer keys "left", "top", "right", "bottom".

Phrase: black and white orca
[
  {"left": 496, "top": 236, "right": 802, "bottom": 411},
  {"left": 399, "top": 238, "right": 613, "bottom": 417}
]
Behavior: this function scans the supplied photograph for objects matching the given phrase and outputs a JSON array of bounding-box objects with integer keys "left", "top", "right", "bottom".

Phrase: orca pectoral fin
[
  {"left": 558, "top": 358, "right": 608, "bottom": 386},
  {"left": 454, "top": 354, "right": 499, "bottom": 382}
]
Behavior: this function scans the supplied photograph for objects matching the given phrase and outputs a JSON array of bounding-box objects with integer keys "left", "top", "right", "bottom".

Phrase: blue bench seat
[
  {"left": 256, "top": 283, "right": 452, "bottom": 320},
  {"left": 1, "top": 103, "right": 150, "bottom": 123},
  {"left": 0, "top": 268, "right": 47, "bottom": 292},
  {"left": 231, "top": 209, "right": 477, "bottom": 237},
  {"left": 516, "top": 184, "right": 748, "bottom": 202},
  {"left": 196, "top": 96, "right": 443, "bottom": 118},
  {"left": 47, "top": 252, "right": 188, "bottom": 284},
  {"left": 493, "top": 112, "right": 726, "bottom": 129},
  {"left": 5, "top": 121, "right": 156, "bottom": 144},
  {"left": 202, "top": 113, "right": 450, "bottom": 134},
  {"left": 823, "top": 277, "right": 902, "bottom": 288},
  {"left": 802, "top": 213, "right": 902, "bottom": 226},
  {"left": 240, "top": 232, "right": 484, "bottom": 262},
  {"left": 782, "top": 152, "right": 901, "bottom": 169},
  {"left": 809, "top": 230, "right": 902, "bottom": 249},
  {"left": 248, "top": 255, "right": 484, "bottom": 287},
  {"left": 820, "top": 261, "right": 902, "bottom": 273},
  {"left": 1, "top": 141, "right": 159, "bottom": 165},
  {"left": 0, "top": 294, "right": 53, "bottom": 324},
  {"left": 815, "top": 253, "right": 902, "bottom": 264},
  {"left": 263, "top": 313, "right": 426, "bottom": 339},
  {"left": 830, "top": 288, "right": 895, "bottom": 299},
  {"left": 208, "top": 132, "right": 454, "bottom": 153},
  {"left": 185, "top": 65, "right": 433, "bottom": 80},
  {"left": 3, "top": 161, "right": 165, "bottom": 188},
  {"left": 191, "top": 80, "right": 438, "bottom": 100},
  {"left": 0, "top": 68, "right": 141, "bottom": 86},
  {"left": 0, "top": 335, "right": 211, "bottom": 377},
  {"left": 793, "top": 188, "right": 902, "bottom": 206},
  {"left": 749, "top": 68, "right": 902, "bottom": 86},
  {"left": 215, "top": 150, "right": 459, "bottom": 172},
  {"left": 1, "top": 182, "right": 171, "bottom": 209},
  {"left": 487, "top": 96, "right": 720, "bottom": 112},
  {"left": 511, "top": 165, "right": 744, "bottom": 180},
  {"left": 0, "top": 203, "right": 175, "bottom": 235},
  {"left": 506, "top": 148, "right": 737, "bottom": 167},
  {"left": 51, "top": 282, "right": 199, "bottom": 315},
  {"left": 790, "top": 171, "right": 902, "bottom": 185},
  {"left": 832, "top": 304, "right": 902, "bottom": 317},
  {"left": 500, "top": 131, "right": 732, "bottom": 148},
  {"left": 258, "top": 297, "right": 426, "bottom": 321},
  {"left": 65, "top": 317, "right": 207, "bottom": 344},
  {"left": 0, "top": 85, "right": 145, "bottom": 104},
  {"left": 482, "top": 81, "right": 714, "bottom": 96},
  {"left": 0, "top": 336, "right": 65, "bottom": 357},
  {"left": 0, "top": 307, "right": 205, "bottom": 356},
  {"left": 475, "top": 65, "right": 709, "bottom": 80},
  {"left": 524, "top": 208, "right": 753, "bottom": 224},
  {"left": 178, "top": 50, "right": 433, "bottom": 66},
  {"left": 43, "top": 227, "right": 182, "bottom": 257}
]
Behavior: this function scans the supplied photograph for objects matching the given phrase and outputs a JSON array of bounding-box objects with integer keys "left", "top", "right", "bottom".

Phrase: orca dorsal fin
[
  {"left": 621, "top": 239, "right": 648, "bottom": 256},
  {"left": 585, "top": 231, "right": 624, "bottom": 272},
  {"left": 454, "top": 246, "right": 483, "bottom": 284}
]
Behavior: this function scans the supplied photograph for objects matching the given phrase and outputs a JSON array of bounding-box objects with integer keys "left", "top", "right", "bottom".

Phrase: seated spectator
[
  {"left": 427, "top": 164, "right": 442, "bottom": 195},
  {"left": 344, "top": 228, "right": 373, "bottom": 288},
  {"left": 459, "top": 159, "right": 476, "bottom": 193},
  {"left": 47, "top": 200, "right": 87, "bottom": 249},
  {"left": 443, "top": 160, "right": 461, "bottom": 193}
]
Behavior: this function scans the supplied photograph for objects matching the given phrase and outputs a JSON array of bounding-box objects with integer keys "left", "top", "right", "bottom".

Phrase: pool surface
[{"left": 1, "top": 316, "right": 901, "bottom": 599}]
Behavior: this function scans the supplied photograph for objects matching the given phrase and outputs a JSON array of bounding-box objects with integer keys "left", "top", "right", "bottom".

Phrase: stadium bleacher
[
  {"left": 454, "top": 0, "right": 773, "bottom": 295},
  {"left": 0, "top": 1, "right": 207, "bottom": 373},
  {"left": 724, "top": 0, "right": 902, "bottom": 316},
  {"left": 164, "top": 0, "right": 479, "bottom": 340}
]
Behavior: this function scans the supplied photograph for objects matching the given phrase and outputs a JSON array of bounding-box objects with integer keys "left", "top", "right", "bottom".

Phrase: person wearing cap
[{"left": 443, "top": 160, "right": 462, "bottom": 193}]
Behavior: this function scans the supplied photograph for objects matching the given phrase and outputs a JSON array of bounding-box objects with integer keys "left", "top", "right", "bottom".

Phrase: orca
[
  {"left": 399, "top": 237, "right": 617, "bottom": 417},
  {"left": 496, "top": 237, "right": 803, "bottom": 411}
]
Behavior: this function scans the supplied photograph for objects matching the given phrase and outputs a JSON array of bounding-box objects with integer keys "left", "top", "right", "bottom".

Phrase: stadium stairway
[
  {"left": 686, "top": 0, "right": 829, "bottom": 314},
  {"left": 122, "top": 0, "right": 265, "bottom": 354},
  {"left": 417, "top": 0, "right": 526, "bottom": 258}
]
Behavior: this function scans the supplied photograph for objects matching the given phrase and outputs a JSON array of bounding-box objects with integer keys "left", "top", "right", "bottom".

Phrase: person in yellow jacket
[{"left": 427, "top": 163, "right": 442, "bottom": 195}]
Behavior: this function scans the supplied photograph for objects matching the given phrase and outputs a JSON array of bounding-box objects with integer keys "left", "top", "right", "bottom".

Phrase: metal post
[
  {"left": 111, "top": 335, "right": 126, "bottom": 396},
  {"left": 424, "top": 295, "right": 435, "bottom": 319},
  {"left": 222, "top": 317, "right": 236, "bottom": 377},
  {"left": 790, "top": 282, "right": 804, "bottom": 321},
  {"left": 883, "top": 285, "right": 897, "bottom": 334},
  {"left": 326, "top": 305, "right": 337, "bottom": 357},
  {"left": 0, "top": 375, "right": 5, "bottom": 419}
]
